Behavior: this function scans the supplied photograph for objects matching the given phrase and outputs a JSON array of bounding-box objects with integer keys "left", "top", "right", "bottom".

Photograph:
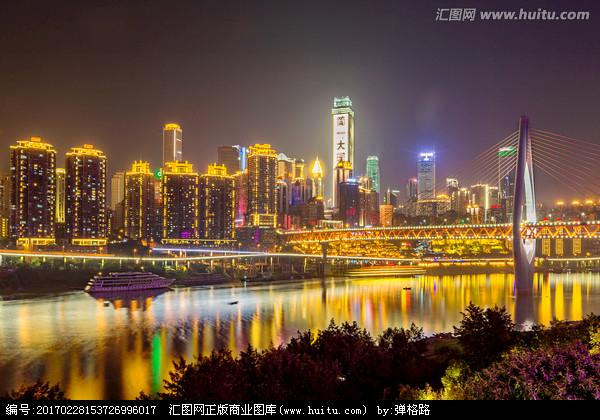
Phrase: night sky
[{"left": 1, "top": 0, "right": 600, "bottom": 204}]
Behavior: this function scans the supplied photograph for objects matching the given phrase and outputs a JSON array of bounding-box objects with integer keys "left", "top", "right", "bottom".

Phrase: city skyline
[{"left": 1, "top": 1, "right": 600, "bottom": 205}]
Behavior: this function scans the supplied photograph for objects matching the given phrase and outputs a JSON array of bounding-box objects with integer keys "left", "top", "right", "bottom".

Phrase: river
[{"left": 1, "top": 272, "right": 599, "bottom": 399}]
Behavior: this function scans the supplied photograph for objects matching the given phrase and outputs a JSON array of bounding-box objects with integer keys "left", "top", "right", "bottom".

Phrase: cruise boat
[{"left": 85, "top": 272, "right": 174, "bottom": 293}]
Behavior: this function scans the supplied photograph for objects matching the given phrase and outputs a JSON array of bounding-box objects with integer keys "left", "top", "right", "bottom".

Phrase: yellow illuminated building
[
  {"left": 199, "top": 164, "right": 235, "bottom": 239},
  {"left": 309, "top": 156, "right": 324, "bottom": 199},
  {"left": 124, "top": 161, "right": 156, "bottom": 241},
  {"left": 162, "top": 161, "right": 199, "bottom": 241},
  {"left": 248, "top": 144, "right": 277, "bottom": 227},
  {"left": 162, "top": 123, "right": 182, "bottom": 165},
  {"left": 65, "top": 144, "right": 107, "bottom": 246},
  {"left": 9, "top": 137, "right": 57, "bottom": 246},
  {"left": 55, "top": 168, "right": 66, "bottom": 224}
]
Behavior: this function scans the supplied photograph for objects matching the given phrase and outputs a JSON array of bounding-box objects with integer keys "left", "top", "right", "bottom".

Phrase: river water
[{"left": 1, "top": 272, "right": 599, "bottom": 399}]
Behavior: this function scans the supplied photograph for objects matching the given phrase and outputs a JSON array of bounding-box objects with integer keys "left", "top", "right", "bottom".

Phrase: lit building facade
[
  {"left": 384, "top": 188, "right": 400, "bottom": 207},
  {"left": 65, "top": 144, "right": 107, "bottom": 246},
  {"left": 233, "top": 170, "right": 248, "bottom": 227},
  {"left": 124, "top": 161, "right": 156, "bottom": 241},
  {"left": 55, "top": 168, "right": 66, "bottom": 224},
  {"left": 0, "top": 172, "right": 10, "bottom": 239},
  {"left": 247, "top": 144, "right": 277, "bottom": 227},
  {"left": 407, "top": 177, "right": 418, "bottom": 201},
  {"left": 417, "top": 152, "right": 435, "bottom": 200},
  {"left": 199, "top": 164, "right": 235, "bottom": 240},
  {"left": 380, "top": 204, "right": 394, "bottom": 227},
  {"left": 331, "top": 96, "right": 354, "bottom": 207},
  {"left": 309, "top": 157, "right": 324, "bottom": 199},
  {"left": 162, "top": 123, "right": 183, "bottom": 165},
  {"left": 334, "top": 160, "right": 353, "bottom": 210},
  {"left": 339, "top": 179, "right": 360, "bottom": 228},
  {"left": 110, "top": 171, "right": 125, "bottom": 210},
  {"left": 366, "top": 156, "right": 380, "bottom": 194},
  {"left": 162, "top": 161, "right": 199, "bottom": 241},
  {"left": 9, "top": 137, "right": 56, "bottom": 246}
]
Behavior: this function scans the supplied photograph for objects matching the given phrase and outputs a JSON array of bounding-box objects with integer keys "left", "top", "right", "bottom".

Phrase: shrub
[{"left": 462, "top": 342, "right": 600, "bottom": 400}]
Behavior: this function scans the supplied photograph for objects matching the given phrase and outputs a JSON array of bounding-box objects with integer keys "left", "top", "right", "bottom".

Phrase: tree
[{"left": 453, "top": 303, "right": 515, "bottom": 368}]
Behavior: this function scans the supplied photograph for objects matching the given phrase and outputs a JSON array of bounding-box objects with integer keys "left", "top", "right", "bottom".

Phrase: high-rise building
[
  {"left": 65, "top": 144, "right": 107, "bottom": 246},
  {"left": 162, "top": 123, "right": 183, "bottom": 165},
  {"left": 417, "top": 152, "right": 435, "bottom": 200},
  {"left": 470, "top": 183, "right": 493, "bottom": 222},
  {"left": 124, "top": 161, "right": 156, "bottom": 241},
  {"left": 218, "top": 145, "right": 241, "bottom": 175},
  {"left": 359, "top": 176, "right": 379, "bottom": 227},
  {"left": 162, "top": 161, "right": 198, "bottom": 241},
  {"left": 380, "top": 204, "right": 394, "bottom": 227},
  {"left": 9, "top": 137, "right": 56, "bottom": 247},
  {"left": 110, "top": 171, "right": 125, "bottom": 210},
  {"left": 366, "top": 156, "right": 380, "bottom": 194},
  {"left": 0, "top": 172, "right": 10, "bottom": 239},
  {"left": 55, "top": 168, "right": 66, "bottom": 224},
  {"left": 384, "top": 188, "right": 400, "bottom": 207},
  {"left": 309, "top": 157, "right": 324, "bottom": 199},
  {"left": 406, "top": 177, "right": 418, "bottom": 201},
  {"left": 239, "top": 146, "right": 249, "bottom": 171},
  {"left": 446, "top": 178, "right": 459, "bottom": 213},
  {"left": 499, "top": 146, "right": 516, "bottom": 222},
  {"left": 331, "top": 96, "right": 355, "bottom": 206},
  {"left": 199, "top": 164, "right": 235, "bottom": 240},
  {"left": 338, "top": 179, "right": 360, "bottom": 227},
  {"left": 233, "top": 170, "right": 248, "bottom": 227},
  {"left": 275, "top": 179, "right": 290, "bottom": 228},
  {"left": 247, "top": 144, "right": 277, "bottom": 227},
  {"left": 334, "top": 160, "right": 353, "bottom": 211},
  {"left": 291, "top": 178, "right": 306, "bottom": 206},
  {"left": 302, "top": 197, "right": 325, "bottom": 228}
]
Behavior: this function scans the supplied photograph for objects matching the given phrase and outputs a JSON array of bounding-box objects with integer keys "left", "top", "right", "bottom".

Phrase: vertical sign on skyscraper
[{"left": 331, "top": 96, "right": 354, "bottom": 208}]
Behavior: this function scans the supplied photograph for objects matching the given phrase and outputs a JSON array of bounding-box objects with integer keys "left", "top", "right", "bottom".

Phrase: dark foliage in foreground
[
  {"left": 143, "top": 321, "right": 456, "bottom": 400},
  {"left": 1, "top": 381, "right": 66, "bottom": 400}
]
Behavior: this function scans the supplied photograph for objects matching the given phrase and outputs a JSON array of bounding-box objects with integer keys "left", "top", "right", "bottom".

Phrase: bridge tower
[{"left": 513, "top": 116, "right": 536, "bottom": 292}]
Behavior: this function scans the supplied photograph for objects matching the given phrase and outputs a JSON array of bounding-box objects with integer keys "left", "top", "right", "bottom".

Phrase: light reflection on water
[{"left": 1, "top": 272, "right": 599, "bottom": 399}]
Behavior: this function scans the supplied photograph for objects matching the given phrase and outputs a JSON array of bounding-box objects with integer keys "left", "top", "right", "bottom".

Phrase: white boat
[{"left": 85, "top": 272, "right": 174, "bottom": 293}]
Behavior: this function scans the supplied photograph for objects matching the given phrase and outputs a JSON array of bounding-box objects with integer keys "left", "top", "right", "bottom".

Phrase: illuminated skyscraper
[
  {"left": 384, "top": 188, "right": 400, "bottom": 207},
  {"left": 110, "top": 171, "right": 125, "bottom": 210},
  {"left": 65, "top": 144, "right": 107, "bottom": 246},
  {"left": 9, "top": 137, "right": 56, "bottom": 246},
  {"left": 124, "top": 161, "right": 156, "bottom": 241},
  {"left": 366, "top": 156, "right": 380, "bottom": 194},
  {"left": 162, "top": 123, "right": 183, "bottom": 165},
  {"left": 247, "top": 144, "right": 277, "bottom": 227},
  {"left": 55, "top": 168, "right": 66, "bottom": 224},
  {"left": 0, "top": 172, "right": 10, "bottom": 239},
  {"left": 499, "top": 146, "right": 516, "bottom": 222},
  {"left": 406, "top": 178, "right": 418, "bottom": 201},
  {"left": 417, "top": 152, "right": 435, "bottom": 200},
  {"left": 339, "top": 179, "right": 360, "bottom": 227},
  {"left": 199, "top": 164, "right": 235, "bottom": 240},
  {"left": 309, "top": 157, "right": 324, "bottom": 199},
  {"left": 162, "top": 161, "right": 199, "bottom": 241},
  {"left": 233, "top": 170, "right": 248, "bottom": 227},
  {"left": 331, "top": 96, "right": 354, "bottom": 207},
  {"left": 359, "top": 176, "right": 379, "bottom": 227},
  {"left": 334, "top": 160, "right": 353, "bottom": 211}
]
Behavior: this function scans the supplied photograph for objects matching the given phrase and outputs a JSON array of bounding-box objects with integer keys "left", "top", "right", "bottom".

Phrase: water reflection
[{"left": 1, "top": 272, "right": 600, "bottom": 399}]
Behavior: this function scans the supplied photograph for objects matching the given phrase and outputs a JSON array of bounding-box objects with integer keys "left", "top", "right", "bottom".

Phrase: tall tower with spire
[{"left": 310, "top": 156, "right": 324, "bottom": 199}]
